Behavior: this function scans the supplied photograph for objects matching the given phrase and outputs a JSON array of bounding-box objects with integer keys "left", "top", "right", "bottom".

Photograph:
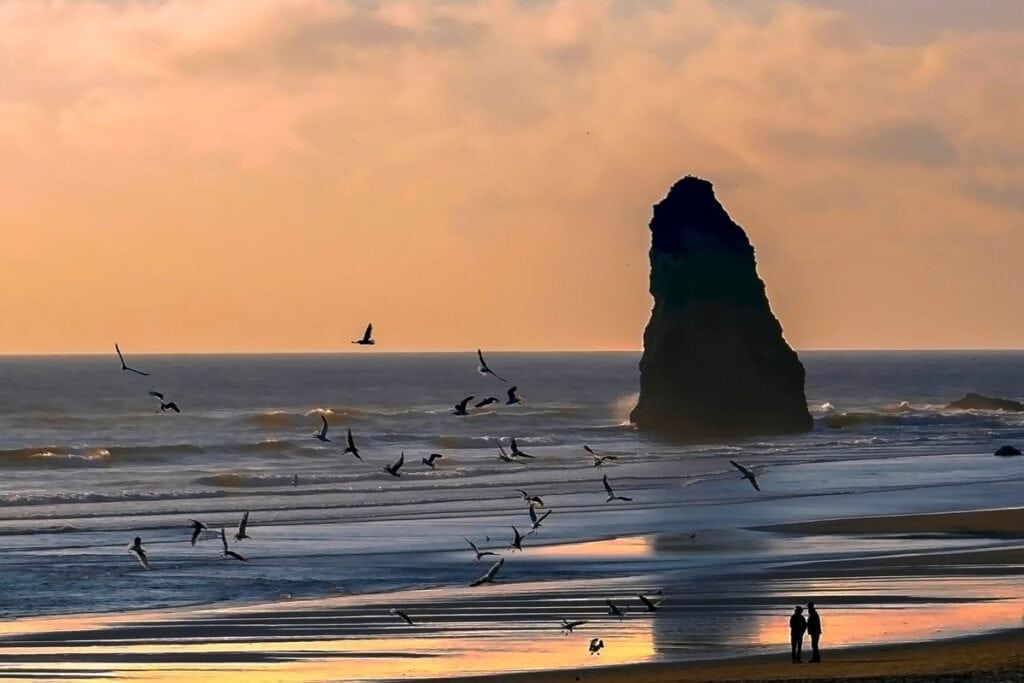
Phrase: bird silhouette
[
  {"left": 220, "top": 528, "right": 247, "bottom": 562},
  {"left": 343, "top": 429, "right": 361, "bottom": 460},
  {"left": 128, "top": 536, "right": 150, "bottom": 569},
  {"left": 384, "top": 452, "right": 405, "bottom": 477},
  {"left": 233, "top": 511, "right": 251, "bottom": 541},
  {"left": 603, "top": 474, "right": 633, "bottom": 503},
  {"left": 506, "top": 386, "right": 523, "bottom": 405},
  {"left": 188, "top": 519, "right": 207, "bottom": 546},
  {"left": 453, "top": 395, "right": 474, "bottom": 416},
  {"left": 469, "top": 557, "right": 504, "bottom": 587},
  {"left": 730, "top": 460, "right": 761, "bottom": 491},
  {"left": 115, "top": 343, "right": 149, "bottom": 376},
  {"left": 352, "top": 323, "right": 375, "bottom": 345},
  {"left": 421, "top": 453, "right": 444, "bottom": 468},
  {"left": 477, "top": 349, "right": 507, "bottom": 382}
]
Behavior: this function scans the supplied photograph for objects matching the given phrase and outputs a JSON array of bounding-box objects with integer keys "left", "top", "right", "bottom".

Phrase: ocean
[{"left": 0, "top": 351, "right": 1022, "bottom": 679}]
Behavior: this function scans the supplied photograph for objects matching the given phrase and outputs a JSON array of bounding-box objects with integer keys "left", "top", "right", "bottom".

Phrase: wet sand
[{"left": 756, "top": 507, "right": 1024, "bottom": 538}]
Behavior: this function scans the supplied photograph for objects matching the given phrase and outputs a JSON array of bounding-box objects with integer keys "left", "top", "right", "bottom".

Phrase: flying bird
[
  {"left": 638, "top": 593, "right": 664, "bottom": 612},
  {"left": 234, "top": 511, "right": 251, "bottom": 541},
  {"left": 509, "top": 525, "right": 525, "bottom": 551},
  {"left": 477, "top": 349, "right": 507, "bottom": 382},
  {"left": 465, "top": 538, "right": 500, "bottom": 561},
  {"left": 730, "top": 460, "right": 761, "bottom": 491},
  {"left": 606, "top": 599, "right": 626, "bottom": 620},
  {"left": 314, "top": 415, "right": 331, "bottom": 442},
  {"left": 498, "top": 442, "right": 521, "bottom": 463},
  {"left": 188, "top": 519, "right": 207, "bottom": 546},
  {"left": 474, "top": 397, "right": 500, "bottom": 408},
  {"left": 128, "top": 536, "right": 150, "bottom": 569},
  {"left": 509, "top": 438, "right": 534, "bottom": 458},
  {"left": 159, "top": 401, "right": 180, "bottom": 414},
  {"left": 422, "top": 453, "right": 444, "bottom": 468},
  {"left": 589, "top": 638, "right": 604, "bottom": 655},
  {"left": 384, "top": 452, "right": 405, "bottom": 477},
  {"left": 528, "top": 505, "right": 551, "bottom": 534},
  {"left": 352, "top": 323, "right": 375, "bottom": 345},
  {"left": 560, "top": 619, "right": 587, "bottom": 634},
  {"left": 505, "top": 386, "right": 523, "bottom": 405},
  {"left": 515, "top": 489, "right": 544, "bottom": 507},
  {"left": 469, "top": 557, "right": 505, "bottom": 587},
  {"left": 115, "top": 343, "right": 149, "bottom": 376},
  {"left": 220, "top": 528, "right": 248, "bottom": 562},
  {"left": 148, "top": 390, "right": 164, "bottom": 400},
  {"left": 390, "top": 608, "right": 415, "bottom": 626},
  {"left": 453, "top": 395, "right": 474, "bottom": 416},
  {"left": 584, "top": 445, "right": 617, "bottom": 467},
  {"left": 343, "top": 429, "right": 361, "bottom": 460},
  {"left": 602, "top": 474, "right": 633, "bottom": 503}
]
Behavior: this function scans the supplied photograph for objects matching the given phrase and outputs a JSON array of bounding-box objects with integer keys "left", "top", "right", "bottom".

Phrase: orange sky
[{"left": 2, "top": 0, "right": 1023, "bottom": 353}]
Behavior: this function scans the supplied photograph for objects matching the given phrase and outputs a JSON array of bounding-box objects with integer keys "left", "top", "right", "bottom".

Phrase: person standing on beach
[
  {"left": 789, "top": 605, "right": 807, "bottom": 663},
  {"left": 807, "top": 602, "right": 822, "bottom": 662}
]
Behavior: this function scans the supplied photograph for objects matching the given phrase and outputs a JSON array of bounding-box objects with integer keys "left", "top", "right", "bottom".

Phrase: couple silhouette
[{"left": 789, "top": 603, "right": 822, "bottom": 663}]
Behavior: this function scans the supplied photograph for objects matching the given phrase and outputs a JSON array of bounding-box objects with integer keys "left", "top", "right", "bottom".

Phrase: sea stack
[{"left": 631, "top": 176, "right": 812, "bottom": 440}]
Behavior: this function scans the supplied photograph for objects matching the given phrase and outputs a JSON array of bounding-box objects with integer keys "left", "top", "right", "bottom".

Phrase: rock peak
[{"left": 631, "top": 175, "right": 812, "bottom": 441}]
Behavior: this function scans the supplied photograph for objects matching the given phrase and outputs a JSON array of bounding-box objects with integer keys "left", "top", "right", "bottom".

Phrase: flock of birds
[{"left": 114, "top": 325, "right": 764, "bottom": 657}]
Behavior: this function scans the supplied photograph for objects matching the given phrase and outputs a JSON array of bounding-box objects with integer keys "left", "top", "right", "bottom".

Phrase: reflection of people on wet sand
[
  {"left": 789, "top": 605, "right": 807, "bottom": 663},
  {"left": 807, "top": 602, "right": 822, "bottom": 662}
]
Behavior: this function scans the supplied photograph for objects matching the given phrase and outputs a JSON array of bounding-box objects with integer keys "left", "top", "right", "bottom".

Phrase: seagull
[
  {"left": 465, "top": 538, "right": 500, "bottom": 561},
  {"left": 159, "top": 401, "right": 180, "bottom": 413},
  {"left": 474, "top": 397, "right": 500, "bottom": 408},
  {"left": 233, "top": 511, "right": 251, "bottom": 541},
  {"left": 638, "top": 593, "right": 664, "bottom": 612},
  {"left": 506, "top": 386, "right": 523, "bottom": 405},
  {"left": 220, "top": 528, "right": 248, "bottom": 562},
  {"left": 188, "top": 519, "right": 207, "bottom": 546},
  {"left": 469, "top": 557, "right": 504, "bottom": 587},
  {"left": 509, "top": 438, "right": 534, "bottom": 458},
  {"left": 477, "top": 349, "right": 507, "bottom": 382},
  {"left": 343, "top": 429, "right": 361, "bottom": 460},
  {"left": 589, "top": 637, "right": 605, "bottom": 655},
  {"left": 352, "top": 323, "right": 375, "bottom": 345},
  {"left": 560, "top": 619, "right": 587, "bottom": 634},
  {"left": 509, "top": 525, "right": 525, "bottom": 551},
  {"left": 585, "top": 445, "right": 617, "bottom": 467},
  {"left": 148, "top": 390, "right": 164, "bottom": 400},
  {"left": 730, "top": 460, "right": 761, "bottom": 491},
  {"left": 498, "top": 442, "right": 521, "bottom": 464},
  {"left": 606, "top": 599, "right": 626, "bottom": 620},
  {"left": 453, "top": 395, "right": 474, "bottom": 416},
  {"left": 384, "top": 452, "right": 404, "bottom": 477},
  {"left": 528, "top": 505, "right": 551, "bottom": 534},
  {"left": 128, "top": 536, "right": 150, "bottom": 569},
  {"left": 115, "top": 343, "right": 149, "bottom": 376},
  {"left": 603, "top": 474, "right": 633, "bottom": 502},
  {"left": 515, "top": 489, "right": 544, "bottom": 507},
  {"left": 422, "top": 453, "right": 444, "bottom": 468},
  {"left": 390, "top": 608, "right": 415, "bottom": 626},
  {"left": 314, "top": 415, "right": 331, "bottom": 442}
]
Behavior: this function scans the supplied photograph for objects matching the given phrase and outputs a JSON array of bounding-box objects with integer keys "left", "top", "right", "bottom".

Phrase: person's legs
[
  {"left": 796, "top": 635, "right": 803, "bottom": 662},
  {"left": 810, "top": 632, "right": 820, "bottom": 662},
  {"left": 790, "top": 634, "right": 798, "bottom": 663}
]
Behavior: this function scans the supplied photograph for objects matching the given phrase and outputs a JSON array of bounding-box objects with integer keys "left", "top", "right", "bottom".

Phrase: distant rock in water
[
  {"left": 946, "top": 393, "right": 1024, "bottom": 412},
  {"left": 993, "top": 445, "right": 1022, "bottom": 457},
  {"left": 630, "top": 176, "right": 812, "bottom": 440}
]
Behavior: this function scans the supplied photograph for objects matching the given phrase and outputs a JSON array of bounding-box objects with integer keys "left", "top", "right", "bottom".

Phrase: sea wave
[{"left": 821, "top": 410, "right": 1013, "bottom": 430}]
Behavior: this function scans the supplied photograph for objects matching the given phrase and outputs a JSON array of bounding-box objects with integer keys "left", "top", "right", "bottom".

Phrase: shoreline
[{"left": 423, "top": 628, "right": 1024, "bottom": 682}]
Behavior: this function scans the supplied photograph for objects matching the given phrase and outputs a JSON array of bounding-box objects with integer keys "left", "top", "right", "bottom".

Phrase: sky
[{"left": 1, "top": 0, "right": 1022, "bottom": 353}]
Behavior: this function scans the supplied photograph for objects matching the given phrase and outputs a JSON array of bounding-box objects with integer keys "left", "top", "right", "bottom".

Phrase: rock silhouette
[
  {"left": 947, "top": 393, "right": 1024, "bottom": 412},
  {"left": 993, "top": 445, "right": 1022, "bottom": 457},
  {"left": 631, "top": 176, "right": 812, "bottom": 440}
]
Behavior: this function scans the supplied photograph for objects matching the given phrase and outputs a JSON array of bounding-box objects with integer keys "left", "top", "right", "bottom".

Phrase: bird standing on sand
[
  {"left": 384, "top": 452, "right": 405, "bottom": 477},
  {"left": 234, "top": 511, "right": 251, "bottom": 541},
  {"left": 116, "top": 343, "right": 149, "bottom": 376},
  {"left": 528, "top": 505, "right": 551, "bottom": 534},
  {"left": 477, "top": 350, "right": 507, "bottom": 382},
  {"left": 453, "top": 396, "right": 474, "bottom": 416},
  {"left": 421, "top": 453, "right": 444, "bottom": 468},
  {"left": 466, "top": 538, "right": 500, "bottom": 561},
  {"left": 469, "top": 557, "right": 504, "bottom": 587},
  {"left": 509, "top": 525, "right": 526, "bottom": 551},
  {"left": 509, "top": 438, "right": 534, "bottom": 458},
  {"left": 506, "top": 386, "right": 523, "bottom": 405},
  {"left": 560, "top": 619, "right": 586, "bottom": 634},
  {"left": 390, "top": 608, "right": 415, "bottom": 625},
  {"left": 475, "top": 397, "right": 500, "bottom": 408},
  {"left": 188, "top": 519, "right": 207, "bottom": 546},
  {"left": 343, "top": 428, "right": 362, "bottom": 460},
  {"left": 730, "top": 460, "right": 761, "bottom": 491},
  {"left": 128, "top": 536, "right": 150, "bottom": 569},
  {"left": 589, "top": 638, "right": 604, "bottom": 655},
  {"left": 352, "top": 323, "right": 375, "bottom": 345},
  {"left": 220, "top": 528, "right": 248, "bottom": 562},
  {"left": 606, "top": 599, "right": 626, "bottom": 620},
  {"left": 603, "top": 474, "right": 633, "bottom": 502},
  {"left": 585, "top": 445, "right": 617, "bottom": 467},
  {"left": 638, "top": 593, "right": 663, "bottom": 612},
  {"left": 315, "top": 415, "right": 331, "bottom": 442}
]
